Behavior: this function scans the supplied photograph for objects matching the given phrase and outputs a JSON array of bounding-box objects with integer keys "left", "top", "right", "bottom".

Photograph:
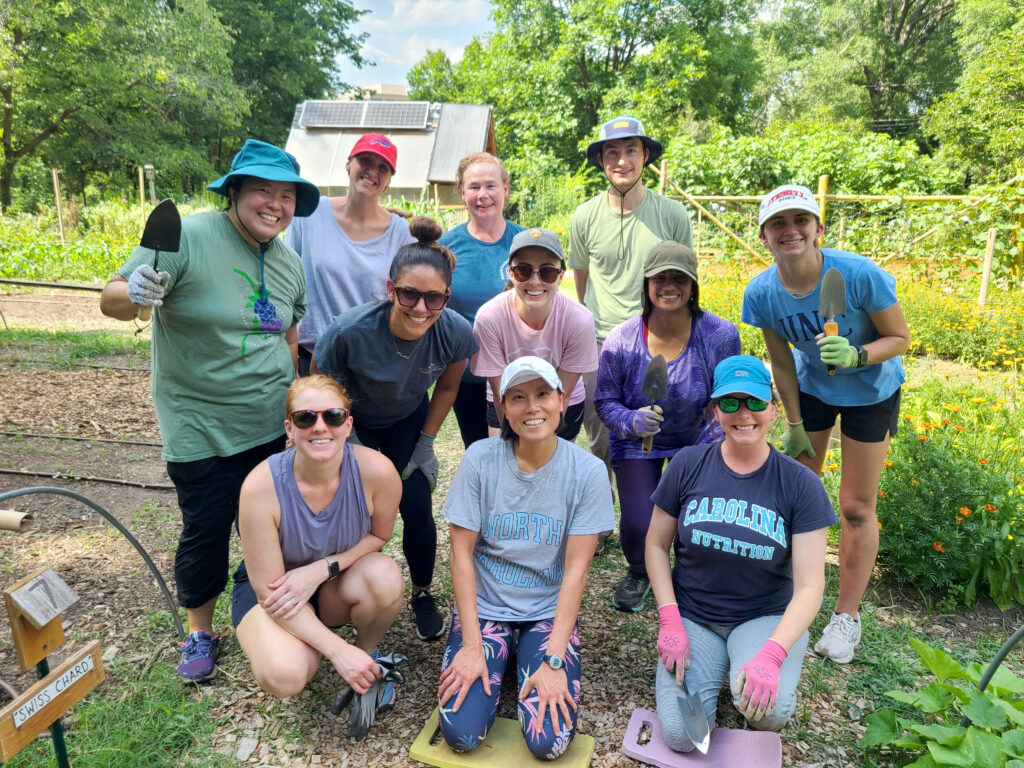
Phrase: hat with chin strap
[
  {"left": 207, "top": 139, "right": 320, "bottom": 217},
  {"left": 585, "top": 116, "right": 663, "bottom": 171}
]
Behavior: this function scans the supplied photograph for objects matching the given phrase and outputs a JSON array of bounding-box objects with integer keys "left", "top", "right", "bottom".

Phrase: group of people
[{"left": 100, "top": 114, "right": 908, "bottom": 757}]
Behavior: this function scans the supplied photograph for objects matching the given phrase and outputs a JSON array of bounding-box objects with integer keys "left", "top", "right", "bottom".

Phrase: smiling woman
[{"left": 312, "top": 217, "right": 478, "bottom": 642}]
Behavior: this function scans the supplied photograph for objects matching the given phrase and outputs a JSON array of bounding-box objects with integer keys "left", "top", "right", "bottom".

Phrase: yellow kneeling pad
[{"left": 409, "top": 708, "right": 595, "bottom": 767}]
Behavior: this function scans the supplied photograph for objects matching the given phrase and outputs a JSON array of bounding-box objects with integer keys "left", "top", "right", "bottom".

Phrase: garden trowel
[
  {"left": 136, "top": 199, "right": 181, "bottom": 323},
  {"left": 675, "top": 676, "right": 710, "bottom": 754},
  {"left": 819, "top": 267, "right": 846, "bottom": 376},
  {"left": 640, "top": 353, "right": 668, "bottom": 455}
]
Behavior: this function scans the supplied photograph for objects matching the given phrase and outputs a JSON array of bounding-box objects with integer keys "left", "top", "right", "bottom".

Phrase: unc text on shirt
[{"left": 683, "top": 496, "right": 787, "bottom": 561}]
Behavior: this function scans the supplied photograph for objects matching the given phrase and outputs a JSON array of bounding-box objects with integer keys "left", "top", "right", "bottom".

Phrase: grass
[
  {"left": 0, "top": 327, "right": 150, "bottom": 368},
  {"left": 3, "top": 636, "right": 230, "bottom": 768}
]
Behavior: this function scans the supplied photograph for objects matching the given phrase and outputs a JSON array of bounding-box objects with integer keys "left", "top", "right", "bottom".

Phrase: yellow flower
[{"left": 884, "top": 460, "right": 893, "bottom": 467}]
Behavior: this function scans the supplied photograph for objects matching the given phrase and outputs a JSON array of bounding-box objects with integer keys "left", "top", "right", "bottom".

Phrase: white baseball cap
[
  {"left": 758, "top": 185, "right": 820, "bottom": 227},
  {"left": 499, "top": 356, "right": 562, "bottom": 397}
]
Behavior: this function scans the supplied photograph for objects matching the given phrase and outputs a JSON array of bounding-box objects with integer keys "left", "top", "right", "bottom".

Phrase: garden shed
[{"left": 284, "top": 100, "right": 497, "bottom": 204}]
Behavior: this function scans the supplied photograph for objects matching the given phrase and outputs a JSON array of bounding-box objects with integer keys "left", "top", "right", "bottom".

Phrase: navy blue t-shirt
[{"left": 651, "top": 442, "right": 837, "bottom": 625}]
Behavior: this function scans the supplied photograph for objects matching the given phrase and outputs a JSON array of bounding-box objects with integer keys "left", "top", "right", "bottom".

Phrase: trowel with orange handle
[{"left": 819, "top": 267, "right": 846, "bottom": 376}]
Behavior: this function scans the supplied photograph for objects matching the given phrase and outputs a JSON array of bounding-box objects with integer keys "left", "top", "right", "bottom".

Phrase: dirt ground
[{"left": 2, "top": 291, "right": 1022, "bottom": 768}]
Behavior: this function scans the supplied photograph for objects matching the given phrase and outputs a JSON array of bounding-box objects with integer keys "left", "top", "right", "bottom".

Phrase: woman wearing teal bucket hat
[{"left": 101, "top": 139, "right": 320, "bottom": 682}]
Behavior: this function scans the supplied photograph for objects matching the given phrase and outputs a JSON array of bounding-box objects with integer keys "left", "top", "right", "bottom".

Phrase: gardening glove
[
  {"left": 816, "top": 333, "right": 858, "bottom": 369},
  {"left": 401, "top": 432, "right": 438, "bottom": 491},
  {"left": 127, "top": 264, "right": 169, "bottom": 306},
  {"left": 780, "top": 419, "right": 815, "bottom": 459},
  {"left": 657, "top": 603, "right": 690, "bottom": 683},
  {"left": 632, "top": 405, "right": 664, "bottom": 438},
  {"left": 332, "top": 652, "right": 408, "bottom": 741},
  {"left": 733, "top": 639, "right": 787, "bottom": 722}
]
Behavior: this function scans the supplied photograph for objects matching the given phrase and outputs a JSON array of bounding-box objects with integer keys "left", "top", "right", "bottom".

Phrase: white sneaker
[{"left": 814, "top": 612, "right": 861, "bottom": 663}]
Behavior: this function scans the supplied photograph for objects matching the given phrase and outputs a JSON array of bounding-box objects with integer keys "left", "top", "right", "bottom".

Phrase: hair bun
[{"left": 408, "top": 216, "right": 442, "bottom": 245}]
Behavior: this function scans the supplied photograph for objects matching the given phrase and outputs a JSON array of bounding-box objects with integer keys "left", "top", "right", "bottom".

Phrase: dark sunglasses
[
  {"left": 650, "top": 272, "right": 691, "bottom": 285},
  {"left": 289, "top": 408, "right": 349, "bottom": 429},
  {"left": 393, "top": 286, "right": 449, "bottom": 310},
  {"left": 510, "top": 264, "right": 562, "bottom": 284},
  {"left": 715, "top": 396, "right": 769, "bottom": 413}
]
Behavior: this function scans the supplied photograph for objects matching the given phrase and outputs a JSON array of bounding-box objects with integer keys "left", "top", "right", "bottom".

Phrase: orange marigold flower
[
  {"left": 877, "top": 521, "right": 882, "bottom": 530},
  {"left": 978, "top": 458, "right": 990, "bottom": 465},
  {"left": 884, "top": 460, "right": 893, "bottom": 467},
  {"left": 956, "top": 516, "right": 963, "bottom": 523},
  {"left": 960, "top": 506, "right": 971, "bottom": 514},
  {"left": 933, "top": 542, "right": 946, "bottom": 553},
  {"left": 964, "top": 509, "right": 971, "bottom": 516},
  {"left": 918, "top": 435, "right": 929, "bottom": 441},
  {"left": 955, "top": 425, "right": 965, "bottom": 432},
  {"left": 877, "top": 491, "right": 887, "bottom": 498},
  {"left": 942, "top": 419, "right": 951, "bottom": 425},
  {"left": 985, "top": 504, "right": 997, "bottom": 513},
  {"left": 911, "top": 480, "right": 919, "bottom": 485}
]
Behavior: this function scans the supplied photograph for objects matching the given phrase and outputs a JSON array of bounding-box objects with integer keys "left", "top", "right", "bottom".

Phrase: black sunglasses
[
  {"left": 510, "top": 264, "right": 562, "bottom": 284},
  {"left": 289, "top": 408, "right": 349, "bottom": 429},
  {"left": 715, "top": 396, "right": 769, "bottom": 413},
  {"left": 393, "top": 286, "right": 449, "bottom": 310}
]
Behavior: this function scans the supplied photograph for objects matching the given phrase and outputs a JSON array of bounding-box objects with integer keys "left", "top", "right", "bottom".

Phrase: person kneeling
[
  {"left": 437, "top": 357, "right": 614, "bottom": 760},
  {"left": 234, "top": 375, "right": 404, "bottom": 738},
  {"left": 645, "top": 355, "right": 837, "bottom": 749}
]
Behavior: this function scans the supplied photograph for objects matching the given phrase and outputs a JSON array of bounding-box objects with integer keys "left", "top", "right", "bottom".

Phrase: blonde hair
[
  {"left": 285, "top": 374, "right": 351, "bottom": 414},
  {"left": 456, "top": 152, "right": 510, "bottom": 190}
]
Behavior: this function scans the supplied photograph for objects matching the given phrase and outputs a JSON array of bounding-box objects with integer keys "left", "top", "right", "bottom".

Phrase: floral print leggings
[{"left": 438, "top": 613, "right": 582, "bottom": 759}]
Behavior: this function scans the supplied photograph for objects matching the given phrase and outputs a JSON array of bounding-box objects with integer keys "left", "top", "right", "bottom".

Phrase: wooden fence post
[
  {"left": 137, "top": 166, "right": 146, "bottom": 232},
  {"left": 817, "top": 175, "right": 829, "bottom": 242},
  {"left": 50, "top": 170, "right": 65, "bottom": 247},
  {"left": 978, "top": 227, "right": 997, "bottom": 307}
]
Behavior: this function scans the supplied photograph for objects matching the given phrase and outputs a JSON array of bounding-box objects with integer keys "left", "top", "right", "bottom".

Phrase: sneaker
[
  {"left": 595, "top": 529, "right": 614, "bottom": 556},
  {"left": 176, "top": 630, "right": 220, "bottom": 681},
  {"left": 814, "top": 612, "right": 861, "bottom": 663},
  {"left": 410, "top": 590, "right": 446, "bottom": 641},
  {"left": 611, "top": 570, "right": 651, "bottom": 612}
]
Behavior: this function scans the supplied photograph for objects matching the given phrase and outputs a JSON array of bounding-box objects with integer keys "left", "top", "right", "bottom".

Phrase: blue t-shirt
[
  {"left": 651, "top": 442, "right": 837, "bottom": 625},
  {"left": 741, "top": 248, "right": 905, "bottom": 406},
  {"left": 441, "top": 220, "right": 525, "bottom": 383},
  {"left": 442, "top": 437, "right": 615, "bottom": 622},
  {"left": 314, "top": 302, "right": 477, "bottom": 429}
]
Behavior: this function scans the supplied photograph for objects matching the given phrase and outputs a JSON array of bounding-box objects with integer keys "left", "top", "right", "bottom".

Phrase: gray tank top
[{"left": 270, "top": 443, "right": 371, "bottom": 570}]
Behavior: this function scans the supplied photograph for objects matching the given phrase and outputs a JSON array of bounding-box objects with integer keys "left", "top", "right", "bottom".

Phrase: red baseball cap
[{"left": 349, "top": 133, "right": 397, "bottom": 172}]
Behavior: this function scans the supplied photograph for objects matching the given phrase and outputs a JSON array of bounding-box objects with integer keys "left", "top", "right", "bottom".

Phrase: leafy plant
[{"left": 862, "top": 637, "right": 1024, "bottom": 768}]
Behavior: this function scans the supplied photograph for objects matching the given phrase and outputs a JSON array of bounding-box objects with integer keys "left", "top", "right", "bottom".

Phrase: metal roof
[{"left": 427, "top": 104, "right": 495, "bottom": 184}]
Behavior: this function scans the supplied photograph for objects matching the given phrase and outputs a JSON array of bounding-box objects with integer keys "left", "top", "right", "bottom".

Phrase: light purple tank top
[{"left": 270, "top": 443, "right": 370, "bottom": 570}]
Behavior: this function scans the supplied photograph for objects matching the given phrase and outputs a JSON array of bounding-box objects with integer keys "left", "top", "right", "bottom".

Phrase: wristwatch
[
  {"left": 324, "top": 556, "right": 340, "bottom": 581},
  {"left": 856, "top": 346, "right": 869, "bottom": 368},
  {"left": 543, "top": 654, "right": 564, "bottom": 670}
]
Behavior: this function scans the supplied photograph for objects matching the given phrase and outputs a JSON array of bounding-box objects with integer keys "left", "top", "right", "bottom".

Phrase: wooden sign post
[{"left": 0, "top": 569, "right": 105, "bottom": 766}]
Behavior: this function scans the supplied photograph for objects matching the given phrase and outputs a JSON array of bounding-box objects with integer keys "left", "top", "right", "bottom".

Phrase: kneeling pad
[
  {"left": 410, "top": 707, "right": 595, "bottom": 767},
  {"left": 622, "top": 709, "right": 781, "bottom": 768}
]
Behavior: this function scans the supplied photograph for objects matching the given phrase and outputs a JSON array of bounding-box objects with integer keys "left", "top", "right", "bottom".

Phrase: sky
[{"left": 336, "top": 0, "right": 495, "bottom": 90}]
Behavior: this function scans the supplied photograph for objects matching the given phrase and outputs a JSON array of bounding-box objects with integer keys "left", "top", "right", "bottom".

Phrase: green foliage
[
  {"left": 872, "top": 377, "right": 1024, "bottom": 608},
  {"left": 862, "top": 638, "right": 1024, "bottom": 768}
]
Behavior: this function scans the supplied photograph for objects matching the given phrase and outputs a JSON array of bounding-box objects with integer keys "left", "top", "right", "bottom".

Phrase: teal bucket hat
[
  {"left": 207, "top": 139, "right": 320, "bottom": 217},
  {"left": 586, "top": 116, "right": 663, "bottom": 170}
]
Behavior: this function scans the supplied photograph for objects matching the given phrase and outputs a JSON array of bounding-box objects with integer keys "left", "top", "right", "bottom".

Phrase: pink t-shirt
[{"left": 472, "top": 290, "right": 598, "bottom": 405}]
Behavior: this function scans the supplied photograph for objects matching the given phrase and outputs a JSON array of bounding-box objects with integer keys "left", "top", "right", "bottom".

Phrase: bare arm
[
  {"left": 863, "top": 302, "right": 910, "bottom": 364},
  {"left": 285, "top": 324, "right": 298, "bottom": 375},
  {"left": 765, "top": 528, "right": 828, "bottom": 651},
  {"left": 556, "top": 370, "right": 581, "bottom": 403},
  {"left": 645, "top": 505, "right": 678, "bottom": 608},
  {"left": 99, "top": 276, "right": 139, "bottom": 321},
  {"left": 572, "top": 269, "right": 588, "bottom": 304},
  {"left": 422, "top": 359, "right": 468, "bottom": 435},
  {"left": 761, "top": 328, "right": 801, "bottom": 422},
  {"left": 487, "top": 375, "right": 505, "bottom": 425}
]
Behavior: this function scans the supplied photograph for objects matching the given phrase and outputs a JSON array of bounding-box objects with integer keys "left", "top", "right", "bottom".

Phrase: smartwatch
[
  {"left": 856, "top": 346, "right": 869, "bottom": 368},
  {"left": 325, "top": 556, "right": 340, "bottom": 581},
  {"left": 543, "top": 654, "right": 564, "bottom": 670}
]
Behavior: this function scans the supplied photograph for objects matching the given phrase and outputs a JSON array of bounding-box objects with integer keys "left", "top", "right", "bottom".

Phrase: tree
[
  {"left": 208, "top": 0, "right": 367, "bottom": 148},
  {"left": 407, "top": 50, "right": 464, "bottom": 104},
  {"left": 0, "top": 0, "right": 243, "bottom": 211}
]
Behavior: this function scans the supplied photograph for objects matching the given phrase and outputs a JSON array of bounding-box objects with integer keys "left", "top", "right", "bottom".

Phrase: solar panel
[
  {"left": 299, "top": 101, "right": 366, "bottom": 128},
  {"left": 364, "top": 102, "right": 430, "bottom": 129}
]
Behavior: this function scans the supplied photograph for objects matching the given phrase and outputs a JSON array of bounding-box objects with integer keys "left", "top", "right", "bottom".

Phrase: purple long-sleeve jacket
[{"left": 595, "top": 312, "right": 741, "bottom": 461}]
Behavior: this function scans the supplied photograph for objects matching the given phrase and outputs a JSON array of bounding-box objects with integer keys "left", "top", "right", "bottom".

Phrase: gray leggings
[{"left": 655, "top": 614, "right": 809, "bottom": 752}]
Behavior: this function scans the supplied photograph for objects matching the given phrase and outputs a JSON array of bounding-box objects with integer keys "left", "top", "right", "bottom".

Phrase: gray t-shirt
[
  {"left": 442, "top": 437, "right": 615, "bottom": 622},
  {"left": 285, "top": 197, "right": 414, "bottom": 349},
  {"left": 314, "top": 301, "right": 477, "bottom": 429}
]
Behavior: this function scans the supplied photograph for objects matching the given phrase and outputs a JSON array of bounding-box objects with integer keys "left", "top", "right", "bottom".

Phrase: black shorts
[
  {"left": 485, "top": 401, "right": 585, "bottom": 442},
  {"left": 799, "top": 388, "right": 901, "bottom": 443},
  {"left": 230, "top": 560, "right": 339, "bottom": 628}
]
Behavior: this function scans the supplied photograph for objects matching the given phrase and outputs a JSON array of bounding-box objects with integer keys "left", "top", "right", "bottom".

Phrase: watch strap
[
  {"left": 325, "top": 556, "right": 340, "bottom": 580},
  {"left": 543, "top": 654, "right": 564, "bottom": 670},
  {"left": 857, "top": 346, "right": 869, "bottom": 367}
]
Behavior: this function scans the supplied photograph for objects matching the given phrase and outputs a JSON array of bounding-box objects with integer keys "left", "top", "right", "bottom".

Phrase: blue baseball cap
[
  {"left": 711, "top": 355, "right": 773, "bottom": 401},
  {"left": 207, "top": 139, "right": 320, "bottom": 217},
  {"left": 586, "top": 116, "right": 663, "bottom": 170},
  {"left": 499, "top": 356, "right": 562, "bottom": 398}
]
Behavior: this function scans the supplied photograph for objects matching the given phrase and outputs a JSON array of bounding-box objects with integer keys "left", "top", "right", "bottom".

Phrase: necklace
[
  {"left": 646, "top": 318, "right": 690, "bottom": 361},
  {"left": 391, "top": 329, "right": 425, "bottom": 359}
]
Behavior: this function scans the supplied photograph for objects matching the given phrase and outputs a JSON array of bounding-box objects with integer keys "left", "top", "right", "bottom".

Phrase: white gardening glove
[
  {"left": 127, "top": 265, "right": 169, "bottom": 306},
  {"left": 401, "top": 432, "right": 438, "bottom": 491}
]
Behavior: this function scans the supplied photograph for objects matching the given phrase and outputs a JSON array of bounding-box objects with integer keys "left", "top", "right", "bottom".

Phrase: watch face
[{"left": 546, "top": 654, "right": 563, "bottom": 669}]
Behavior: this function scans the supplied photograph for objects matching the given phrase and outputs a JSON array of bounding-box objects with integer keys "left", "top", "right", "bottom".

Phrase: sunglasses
[
  {"left": 289, "top": 408, "right": 349, "bottom": 429},
  {"left": 510, "top": 264, "right": 562, "bottom": 284},
  {"left": 650, "top": 272, "right": 691, "bottom": 285},
  {"left": 715, "top": 396, "right": 769, "bottom": 413},
  {"left": 393, "top": 286, "right": 449, "bottom": 310}
]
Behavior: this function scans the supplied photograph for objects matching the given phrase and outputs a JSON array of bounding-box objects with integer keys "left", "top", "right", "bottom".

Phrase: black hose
[
  {"left": 959, "top": 623, "right": 1024, "bottom": 727},
  {"left": 0, "top": 486, "right": 185, "bottom": 640}
]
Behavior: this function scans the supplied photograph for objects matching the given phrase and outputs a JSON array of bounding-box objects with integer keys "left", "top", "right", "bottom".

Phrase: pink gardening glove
[
  {"left": 657, "top": 604, "right": 690, "bottom": 682},
  {"left": 732, "top": 639, "right": 788, "bottom": 721}
]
